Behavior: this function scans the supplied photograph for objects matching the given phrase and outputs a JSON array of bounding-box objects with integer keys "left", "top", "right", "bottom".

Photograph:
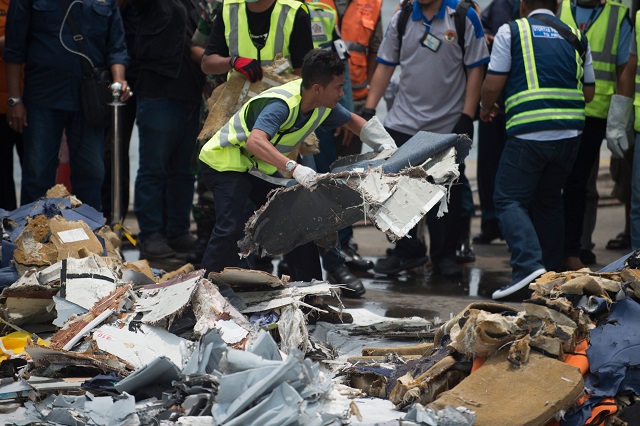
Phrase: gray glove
[
  {"left": 606, "top": 94, "right": 633, "bottom": 159},
  {"left": 292, "top": 164, "right": 317, "bottom": 188},
  {"left": 360, "top": 116, "right": 398, "bottom": 152}
]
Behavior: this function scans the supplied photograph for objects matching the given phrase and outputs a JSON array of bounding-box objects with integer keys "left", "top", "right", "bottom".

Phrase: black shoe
[
  {"left": 168, "top": 233, "right": 197, "bottom": 253},
  {"left": 456, "top": 242, "right": 476, "bottom": 263},
  {"left": 472, "top": 231, "right": 502, "bottom": 245},
  {"left": 139, "top": 233, "right": 176, "bottom": 259},
  {"left": 433, "top": 258, "right": 463, "bottom": 277},
  {"left": 340, "top": 241, "right": 374, "bottom": 271},
  {"left": 327, "top": 265, "right": 366, "bottom": 298},
  {"left": 374, "top": 254, "right": 428, "bottom": 275},
  {"left": 579, "top": 249, "right": 596, "bottom": 266}
]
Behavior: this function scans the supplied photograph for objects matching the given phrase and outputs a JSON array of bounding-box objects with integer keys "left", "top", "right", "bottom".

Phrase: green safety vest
[
  {"left": 559, "top": 0, "right": 628, "bottom": 118},
  {"left": 634, "top": 11, "right": 640, "bottom": 131},
  {"left": 223, "top": 0, "right": 302, "bottom": 66},
  {"left": 199, "top": 80, "right": 332, "bottom": 174},
  {"left": 504, "top": 17, "right": 586, "bottom": 136},
  {"left": 307, "top": 1, "right": 337, "bottom": 48}
]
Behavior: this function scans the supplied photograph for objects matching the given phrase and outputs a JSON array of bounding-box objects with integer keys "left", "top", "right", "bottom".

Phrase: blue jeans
[
  {"left": 494, "top": 136, "right": 580, "bottom": 281},
  {"left": 630, "top": 134, "right": 640, "bottom": 249},
  {"left": 21, "top": 103, "right": 105, "bottom": 209},
  {"left": 134, "top": 97, "right": 199, "bottom": 239}
]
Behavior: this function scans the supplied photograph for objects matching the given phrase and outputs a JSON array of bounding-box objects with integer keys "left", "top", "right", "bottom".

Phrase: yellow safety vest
[
  {"left": 633, "top": 11, "right": 640, "bottom": 132},
  {"left": 559, "top": 0, "right": 628, "bottom": 118},
  {"left": 307, "top": 0, "right": 337, "bottom": 48},
  {"left": 199, "top": 80, "right": 332, "bottom": 174},
  {"left": 223, "top": 0, "right": 302, "bottom": 66}
]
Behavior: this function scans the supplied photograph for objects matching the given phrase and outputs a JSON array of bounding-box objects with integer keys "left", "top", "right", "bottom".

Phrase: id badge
[{"left": 421, "top": 33, "right": 442, "bottom": 52}]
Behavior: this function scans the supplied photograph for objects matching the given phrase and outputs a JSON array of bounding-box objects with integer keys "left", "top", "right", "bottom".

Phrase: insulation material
[
  {"left": 25, "top": 345, "right": 126, "bottom": 375},
  {"left": 135, "top": 270, "right": 203, "bottom": 326},
  {"left": 191, "top": 278, "right": 255, "bottom": 348},
  {"left": 448, "top": 310, "right": 523, "bottom": 358},
  {"left": 93, "top": 323, "right": 194, "bottom": 370},
  {"left": 11, "top": 215, "right": 57, "bottom": 270}
]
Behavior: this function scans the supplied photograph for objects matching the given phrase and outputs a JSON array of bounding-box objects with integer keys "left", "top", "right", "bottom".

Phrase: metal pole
[{"left": 109, "top": 82, "right": 125, "bottom": 237}]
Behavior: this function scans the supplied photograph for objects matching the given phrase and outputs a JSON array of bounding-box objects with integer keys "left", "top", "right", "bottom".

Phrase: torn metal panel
[
  {"left": 93, "top": 323, "right": 194, "bottom": 370},
  {"left": 25, "top": 346, "right": 127, "bottom": 376},
  {"left": 51, "top": 296, "right": 88, "bottom": 328},
  {"left": 209, "top": 267, "right": 285, "bottom": 289},
  {"left": 114, "top": 356, "right": 180, "bottom": 395},
  {"left": 0, "top": 379, "right": 31, "bottom": 400},
  {"left": 27, "top": 376, "right": 88, "bottom": 394},
  {"left": 238, "top": 282, "right": 336, "bottom": 313},
  {"left": 191, "top": 278, "right": 255, "bottom": 348},
  {"left": 241, "top": 165, "right": 453, "bottom": 256},
  {"left": 50, "top": 284, "right": 132, "bottom": 350},
  {"left": 330, "top": 131, "right": 471, "bottom": 174},
  {"left": 61, "top": 256, "right": 120, "bottom": 310},
  {"left": 136, "top": 270, "right": 203, "bottom": 326}
]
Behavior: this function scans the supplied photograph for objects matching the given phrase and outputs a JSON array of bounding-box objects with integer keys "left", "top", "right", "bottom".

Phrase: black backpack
[{"left": 396, "top": 0, "right": 477, "bottom": 55}]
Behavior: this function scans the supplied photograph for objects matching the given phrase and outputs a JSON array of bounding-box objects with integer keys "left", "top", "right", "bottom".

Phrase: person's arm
[
  {"left": 617, "top": 54, "right": 635, "bottom": 99},
  {"left": 245, "top": 129, "right": 291, "bottom": 171},
  {"left": 289, "top": 7, "right": 313, "bottom": 75},
  {"left": 110, "top": 63, "right": 131, "bottom": 102},
  {"left": 582, "top": 46, "right": 595, "bottom": 103},
  {"left": 479, "top": 73, "right": 508, "bottom": 122},
  {"left": 364, "top": 63, "right": 394, "bottom": 110},
  {"left": 201, "top": 9, "right": 234, "bottom": 75},
  {"left": 463, "top": 65, "right": 484, "bottom": 118},
  {"left": 343, "top": 112, "right": 367, "bottom": 136}
]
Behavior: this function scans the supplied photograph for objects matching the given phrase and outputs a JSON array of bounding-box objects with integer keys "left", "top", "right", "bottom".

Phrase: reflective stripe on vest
[
  {"left": 505, "top": 18, "right": 585, "bottom": 135},
  {"left": 559, "top": 0, "right": 627, "bottom": 118},
  {"left": 308, "top": 1, "right": 337, "bottom": 48},
  {"left": 224, "top": 0, "right": 301, "bottom": 66},
  {"left": 321, "top": 0, "right": 381, "bottom": 99},
  {"left": 199, "top": 80, "right": 332, "bottom": 174},
  {"left": 634, "top": 11, "right": 640, "bottom": 131}
]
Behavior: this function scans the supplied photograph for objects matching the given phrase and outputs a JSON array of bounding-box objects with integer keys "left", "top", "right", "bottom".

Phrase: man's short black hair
[
  {"left": 524, "top": 0, "right": 557, "bottom": 13},
  {"left": 301, "top": 49, "right": 345, "bottom": 90}
]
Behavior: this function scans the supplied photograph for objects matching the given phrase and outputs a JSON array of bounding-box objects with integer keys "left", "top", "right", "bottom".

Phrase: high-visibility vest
[
  {"left": 559, "top": 0, "right": 628, "bottom": 118},
  {"left": 308, "top": 0, "right": 337, "bottom": 48},
  {"left": 320, "top": 0, "right": 381, "bottom": 100},
  {"left": 504, "top": 16, "right": 587, "bottom": 136},
  {"left": 223, "top": 0, "right": 302, "bottom": 66},
  {"left": 633, "top": 11, "right": 640, "bottom": 132},
  {"left": 199, "top": 79, "right": 332, "bottom": 174}
]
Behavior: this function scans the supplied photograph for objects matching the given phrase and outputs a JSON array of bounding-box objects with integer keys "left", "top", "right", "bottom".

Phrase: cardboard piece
[
  {"left": 48, "top": 217, "right": 104, "bottom": 261},
  {"left": 428, "top": 349, "right": 583, "bottom": 426}
]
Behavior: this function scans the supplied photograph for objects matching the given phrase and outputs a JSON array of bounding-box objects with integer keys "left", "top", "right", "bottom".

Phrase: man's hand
[
  {"left": 230, "top": 57, "right": 263, "bottom": 82},
  {"left": 7, "top": 103, "right": 27, "bottom": 134},
  {"left": 453, "top": 113, "right": 474, "bottom": 138},
  {"left": 606, "top": 95, "right": 633, "bottom": 159},
  {"left": 292, "top": 164, "right": 318, "bottom": 188},
  {"left": 334, "top": 125, "right": 354, "bottom": 147}
]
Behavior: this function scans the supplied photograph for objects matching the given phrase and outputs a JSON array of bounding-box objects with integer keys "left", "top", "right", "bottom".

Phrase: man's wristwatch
[
  {"left": 285, "top": 160, "right": 297, "bottom": 173},
  {"left": 7, "top": 97, "right": 22, "bottom": 107}
]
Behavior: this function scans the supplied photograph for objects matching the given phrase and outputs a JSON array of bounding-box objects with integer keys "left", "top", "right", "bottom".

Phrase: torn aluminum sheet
[
  {"left": 191, "top": 278, "right": 256, "bottom": 348},
  {"left": 209, "top": 267, "right": 285, "bottom": 289},
  {"left": 51, "top": 296, "right": 88, "bottom": 328},
  {"left": 50, "top": 284, "right": 132, "bottom": 351},
  {"left": 238, "top": 281, "right": 336, "bottom": 313},
  {"left": 93, "top": 323, "right": 195, "bottom": 370},
  {"left": 25, "top": 345, "right": 126, "bottom": 376},
  {"left": 135, "top": 270, "right": 203, "bottom": 326},
  {"left": 58, "top": 255, "right": 120, "bottom": 310},
  {"left": 0, "top": 379, "right": 31, "bottom": 400},
  {"left": 114, "top": 356, "right": 180, "bottom": 395},
  {"left": 241, "top": 166, "right": 451, "bottom": 257}
]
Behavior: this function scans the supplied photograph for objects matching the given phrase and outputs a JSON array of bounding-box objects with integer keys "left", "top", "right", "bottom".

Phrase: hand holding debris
[
  {"left": 360, "top": 116, "right": 397, "bottom": 152},
  {"left": 292, "top": 164, "right": 318, "bottom": 188},
  {"left": 230, "top": 56, "right": 263, "bottom": 83},
  {"left": 606, "top": 94, "right": 633, "bottom": 159}
]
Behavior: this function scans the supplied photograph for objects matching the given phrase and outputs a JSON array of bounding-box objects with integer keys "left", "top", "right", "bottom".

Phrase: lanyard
[{"left": 571, "top": 0, "right": 602, "bottom": 33}]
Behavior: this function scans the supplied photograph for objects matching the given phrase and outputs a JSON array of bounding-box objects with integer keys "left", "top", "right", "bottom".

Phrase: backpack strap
[
  {"left": 454, "top": 0, "right": 471, "bottom": 54},
  {"left": 533, "top": 14, "right": 586, "bottom": 60},
  {"left": 396, "top": 0, "right": 412, "bottom": 53}
]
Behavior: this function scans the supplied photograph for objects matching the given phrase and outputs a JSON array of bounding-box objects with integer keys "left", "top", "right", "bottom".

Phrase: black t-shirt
[{"left": 204, "top": 2, "right": 313, "bottom": 69}]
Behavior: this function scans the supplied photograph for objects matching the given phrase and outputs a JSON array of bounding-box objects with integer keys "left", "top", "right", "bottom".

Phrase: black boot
[{"left": 456, "top": 216, "right": 476, "bottom": 263}]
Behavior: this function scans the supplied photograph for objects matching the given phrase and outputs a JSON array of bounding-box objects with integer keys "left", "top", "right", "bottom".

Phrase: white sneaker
[{"left": 492, "top": 268, "right": 546, "bottom": 300}]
